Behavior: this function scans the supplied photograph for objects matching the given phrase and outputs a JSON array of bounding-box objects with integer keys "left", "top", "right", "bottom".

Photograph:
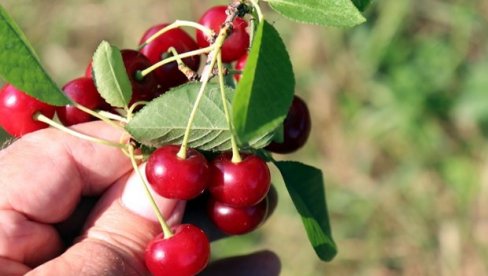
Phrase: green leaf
[
  {"left": 264, "top": 0, "right": 366, "bottom": 27},
  {"left": 352, "top": 0, "right": 373, "bottom": 11},
  {"left": 92, "top": 41, "right": 132, "bottom": 108},
  {"left": 126, "top": 82, "right": 273, "bottom": 151},
  {"left": 232, "top": 20, "right": 294, "bottom": 146},
  {"left": 0, "top": 5, "right": 69, "bottom": 106},
  {"left": 275, "top": 161, "right": 337, "bottom": 261}
]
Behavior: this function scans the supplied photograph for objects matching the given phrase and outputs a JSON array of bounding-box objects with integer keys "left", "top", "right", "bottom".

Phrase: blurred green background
[{"left": 2, "top": 0, "right": 488, "bottom": 275}]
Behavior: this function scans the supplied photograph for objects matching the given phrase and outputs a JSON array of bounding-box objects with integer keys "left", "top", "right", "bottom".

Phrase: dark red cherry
[
  {"left": 120, "top": 49, "right": 159, "bottom": 104},
  {"left": 196, "top": 6, "right": 250, "bottom": 63},
  {"left": 267, "top": 96, "right": 312, "bottom": 154},
  {"left": 234, "top": 53, "right": 247, "bottom": 82},
  {"left": 0, "top": 84, "right": 55, "bottom": 137},
  {"left": 139, "top": 24, "right": 200, "bottom": 91},
  {"left": 56, "top": 77, "right": 105, "bottom": 126},
  {"left": 207, "top": 197, "right": 268, "bottom": 235},
  {"left": 208, "top": 153, "right": 270, "bottom": 208},
  {"left": 145, "top": 145, "right": 209, "bottom": 200},
  {"left": 145, "top": 224, "right": 210, "bottom": 276}
]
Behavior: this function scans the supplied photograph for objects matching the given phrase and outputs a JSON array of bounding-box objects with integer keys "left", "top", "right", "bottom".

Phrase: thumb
[{"left": 28, "top": 164, "right": 186, "bottom": 276}]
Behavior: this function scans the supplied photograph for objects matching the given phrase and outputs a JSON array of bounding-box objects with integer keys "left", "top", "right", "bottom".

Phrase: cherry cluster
[{"left": 0, "top": 4, "right": 313, "bottom": 276}]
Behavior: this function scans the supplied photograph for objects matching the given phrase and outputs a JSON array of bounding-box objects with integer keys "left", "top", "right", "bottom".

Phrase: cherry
[
  {"left": 120, "top": 49, "right": 159, "bottom": 104},
  {"left": 207, "top": 197, "right": 268, "bottom": 235},
  {"left": 196, "top": 6, "right": 250, "bottom": 63},
  {"left": 84, "top": 62, "right": 93, "bottom": 78},
  {"left": 208, "top": 153, "right": 270, "bottom": 208},
  {"left": 139, "top": 24, "right": 200, "bottom": 91},
  {"left": 145, "top": 224, "right": 210, "bottom": 276},
  {"left": 145, "top": 145, "right": 209, "bottom": 200},
  {"left": 266, "top": 95, "right": 312, "bottom": 154},
  {"left": 234, "top": 53, "right": 247, "bottom": 82},
  {"left": 0, "top": 84, "right": 55, "bottom": 137},
  {"left": 56, "top": 77, "right": 105, "bottom": 126}
]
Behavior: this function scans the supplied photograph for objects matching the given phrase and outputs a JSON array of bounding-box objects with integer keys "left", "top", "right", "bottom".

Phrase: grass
[{"left": 2, "top": 0, "right": 488, "bottom": 274}]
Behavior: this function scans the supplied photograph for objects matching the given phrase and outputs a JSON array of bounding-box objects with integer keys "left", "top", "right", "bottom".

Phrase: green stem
[
  {"left": 139, "top": 20, "right": 213, "bottom": 49},
  {"left": 177, "top": 24, "right": 231, "bottom": 160},
  {"left": 249, "top": 0, "right": 263, "bottom": 22},
  {"left": 217, "top": 53, "right": 241, "bottom": 163},
  {"left": 73, "top": 103, "right": 125, "bottom": 129},
  {"left": 35, "top": 113, "right": 126, "bottom": 149},
  {"left": 127, "top": 101, "right": 149, "bottom": 121},
  {"left": 140, "top": 46, "right": 213, "bottom": 78},
  {"left": 97, "top": 110, "right": 129, "bottom": 123},
  {"left": 128, "top": 145, "right": 173, "bottom": 238}
]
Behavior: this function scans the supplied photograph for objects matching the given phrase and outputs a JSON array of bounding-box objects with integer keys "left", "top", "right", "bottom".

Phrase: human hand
[{"left": 0, "top": 121, "right": 280, "bottom": 275}]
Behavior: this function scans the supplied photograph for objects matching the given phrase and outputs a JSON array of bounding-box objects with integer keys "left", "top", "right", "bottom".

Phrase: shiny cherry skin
[
  {"left": 207, "top": 197, "right": 268, "bottom": 235},
  {"left": 267, "top": 96, "right": 312, "bottom": 154},
  {"left": 145, "top": 224, "right": 210, "bottom": 276},
  {"left": 56, "top": 77, "right": 105, "bottom": 126},
  {"left": 234, "top": 53, "right": 247, "bottom": 82},
  {"left": 139, "top": 24, "right": 200, "bottom": 92},
  {"left": 145, "top": 145, "right": 209, "bottom": 200},
  {"left": 208, "top": 153, "right": 270, "bottom": 208},
  {"left": 0, "top": 84, "right": 55, "bottom": 137},
  {"left": 196, "top": 6, "right": 250, "bottom": 63},
  {"left": 120, "top": 49, "right": 159, "bottom": 104}
]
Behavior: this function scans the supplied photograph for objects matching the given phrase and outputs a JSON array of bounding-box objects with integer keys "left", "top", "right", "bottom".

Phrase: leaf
[
  {"left": 0, "top": 5, "right": 69, "bottom": 106},
  {"left": 92, "top": 41, "right": 132, "bottom": 108},
  {"left": 233, "top": 20, "right": 294, "bottom": 146},
  {"left": 352, "top": 0, "right": 373, "bottom": 11},
  {"left": 126, "top": 82, "right": 273, "bottom": 151},
  {"left": 264, "top": 0, "right": 366, "bottom": 28},
  {"left": 275, "top": 161, "right": 337, "bottom": 261}
]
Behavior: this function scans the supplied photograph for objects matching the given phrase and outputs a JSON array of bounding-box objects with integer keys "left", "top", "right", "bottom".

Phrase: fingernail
[{"left": 120, "top": 163, "right": 182, "bottom": 222}]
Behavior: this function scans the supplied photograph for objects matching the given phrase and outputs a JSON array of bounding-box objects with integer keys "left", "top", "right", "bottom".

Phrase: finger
[
  {"left": 0, "top": 121, "right": 132, "bottom": 223},
  {"left": 55, "top": 196, "right": 99, "bottom": 246},
  {"left": 0, "top": 257, "right": 30, "bottom": 275},
  {"left": 201, "top": 250, "right": 281, "bottom": 276},
  {"left": 28, "top": 166, "right": 187, "bottom": 275},
  {"left": 0, "top": 210, "right": 62, "bottom": 267}
]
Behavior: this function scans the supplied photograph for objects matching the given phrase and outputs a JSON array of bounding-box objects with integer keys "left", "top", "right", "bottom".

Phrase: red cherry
[
  {"left": 56, "top": 77, "right": 105, "bottom": 126},
  {"left": 208, "top": 153, "right": 270, "bottom": 208},
  {"left": 84, "top": 62, "right": 93, "bottom": 78},
  {"left": 207, "top": 197, "right": 268, "bottom": 235},
  {"left": 145, "top": 224, "right": 210, "bottom": 276},
  {"left": 234, "top": 53, "right": 247, "bottom": 82},
  {"left": 196, "top": 6, "right": 250, "bottom": 63},
  {"left": 0, "top": 84, "right": 55, "bottom": 137},
  {"left": 267, "top": 96, "right": 312, "bottom": 154},
  {"left": 120, "top": 49, "right": 159, "bottom": 104},
  {"left": 139, "top": 24, "right": 200, "bottom": 91},
  {"left": 145, "top": 145, "right": 209, "bottom": 200}
]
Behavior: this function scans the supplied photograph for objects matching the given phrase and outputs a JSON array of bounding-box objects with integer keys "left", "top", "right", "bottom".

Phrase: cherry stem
[
  {"left": 97, "top": 110, "right": 129, "bottom": 123},
  {"left": 138, "top": 20, "right": 214, "bottom": 50},
  {"left": 140, "top": 46, "right": 214, "bottom": 78},
  {"left": 217, "top": 52, "right": 241, "bottom": 163},
  {"left": 127, "top": 145, "right": 173, "bottom": 238},
  {"left": 249, "top": 0, "right": 263, "bottom": 22},
  {"left": 127, "top": 101, "right": 149, "bottom": 121},
  {"left": 73, "top": 103, "right": 125, "bottom": 129},
  {"left": 35, "top": 113, "right": 126, "bottom": 149},
  {"left": 168, "top": 47, "right": 198, "bottom": 81},
  {"left": 177, "top": 25, "right": 233, "bottom": 160}
]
